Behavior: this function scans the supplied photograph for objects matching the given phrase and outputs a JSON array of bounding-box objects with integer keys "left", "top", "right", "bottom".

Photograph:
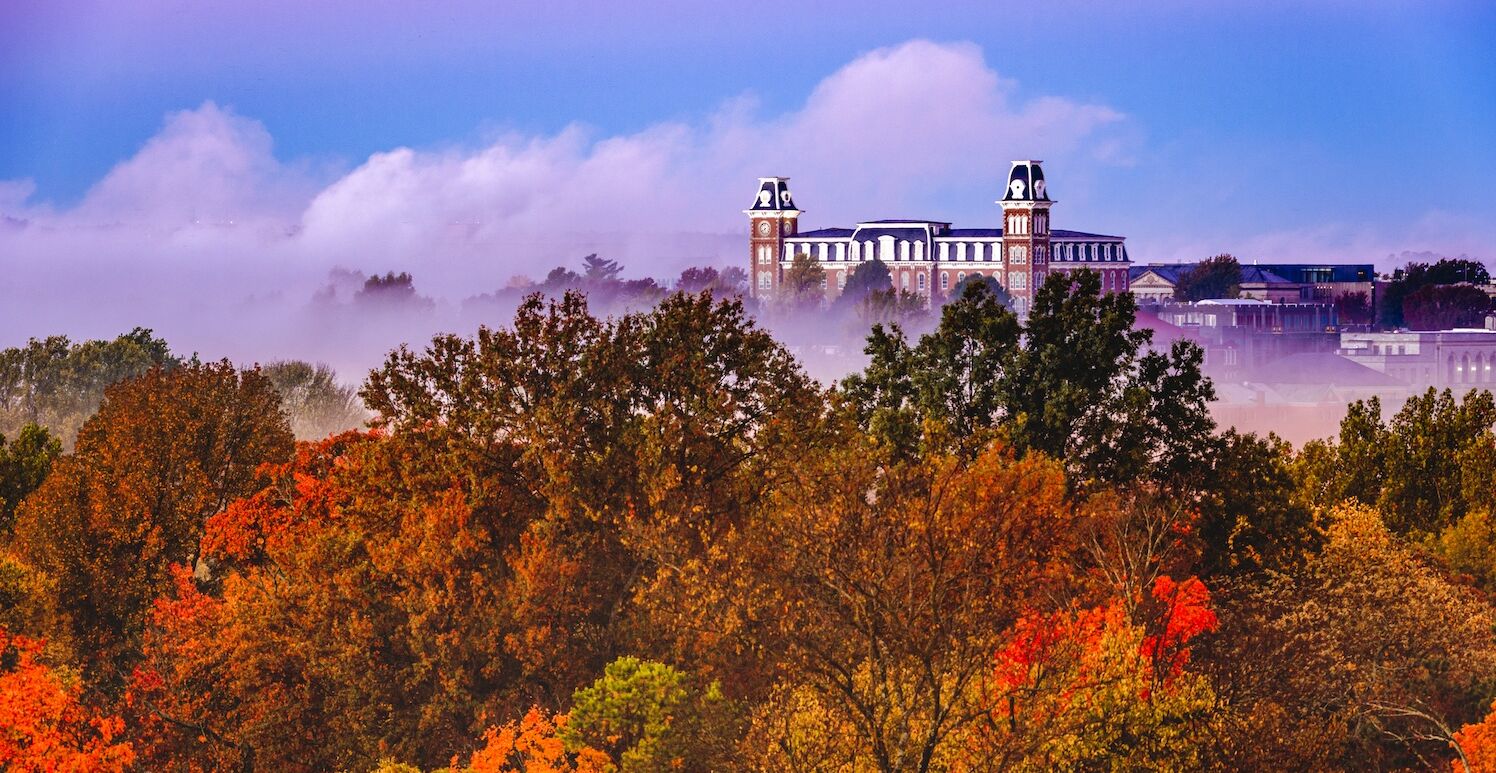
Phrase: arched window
[
  {"left": 957, "top": 271, "right": 966, "bottom": 283},
  {"left": 918, "top": 273, "right": 926, "bottom": 291},
  {"left": 1464, "top": 354, "right": 1473, "bottom": 383},
  {"left": 1450, "top": 355, "right": 1459, "bottom": 384},
  {"left": 940, "top": 272, "right": 949, "bottom": 291}
]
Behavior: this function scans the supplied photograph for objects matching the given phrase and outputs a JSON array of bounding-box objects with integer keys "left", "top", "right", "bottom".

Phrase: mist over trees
[{"left": 5, "top": 270, "right": 1496, "bottom": 769}]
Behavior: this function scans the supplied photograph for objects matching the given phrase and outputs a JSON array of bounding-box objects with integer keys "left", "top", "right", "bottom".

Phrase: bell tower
[
  {"left": 745, "top": 177, "right": 800, "bottom": 299},
  {"left": 999, "top": 160, "right": 1053, "bottom": 315}
]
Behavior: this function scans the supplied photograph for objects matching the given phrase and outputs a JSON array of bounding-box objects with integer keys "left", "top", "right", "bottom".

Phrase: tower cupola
[{"left": 1001, "top": 160, "right": 1050, "bottom": 203}]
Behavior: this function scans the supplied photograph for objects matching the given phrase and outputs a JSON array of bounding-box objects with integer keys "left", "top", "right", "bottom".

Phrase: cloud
[
  {"left": 0, "top": 39, "right": 1132, "bottom": 372},
  {"left": 69, "top": 102, "right": 318, "bottom": 226}
]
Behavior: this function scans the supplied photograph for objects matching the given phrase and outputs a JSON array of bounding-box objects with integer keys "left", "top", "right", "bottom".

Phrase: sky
[{"left": 1, "top": 0, "right": 1494, "bottom": 369}]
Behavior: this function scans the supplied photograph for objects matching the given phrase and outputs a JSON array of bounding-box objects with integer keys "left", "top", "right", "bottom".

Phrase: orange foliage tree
[
  {"left": 10, "top": 362, "right": 292, "bottom": 687},
  {"left": 0, "top": 627, "right": 134, "bottom": 772}
]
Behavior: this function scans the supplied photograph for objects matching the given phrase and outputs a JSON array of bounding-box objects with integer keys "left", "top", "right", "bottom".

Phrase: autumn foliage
[
  {"left": 2, "top": 278, "right": 1496, "bottom": 770},
  {"left": 0, "top": 627, "right": 134, "bottom": 772}
]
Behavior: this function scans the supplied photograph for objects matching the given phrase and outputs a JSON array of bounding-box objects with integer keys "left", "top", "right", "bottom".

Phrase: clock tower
[
  {"left": 745, "top": 177, "right": 799, "bottom": 298},
  {"left": 999, "top": 160, "right": 1053, "bottom": 315}
]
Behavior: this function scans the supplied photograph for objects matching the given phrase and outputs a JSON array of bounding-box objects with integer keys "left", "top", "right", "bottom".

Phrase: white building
[{"left": 746, "top": 160, "right": 1131, "bottom": 313}]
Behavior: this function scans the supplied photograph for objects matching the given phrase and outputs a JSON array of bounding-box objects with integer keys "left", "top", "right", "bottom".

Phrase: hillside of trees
[{"left": 6, "top": 269, "right": 1496, "bottom": 770}]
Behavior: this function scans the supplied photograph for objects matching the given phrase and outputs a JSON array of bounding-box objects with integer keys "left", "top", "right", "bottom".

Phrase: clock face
[{"left": 757, "top": 221, "right": 771, "bottom": 236}]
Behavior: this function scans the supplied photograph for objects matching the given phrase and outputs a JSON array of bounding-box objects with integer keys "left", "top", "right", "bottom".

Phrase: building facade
[
  {"left": 746, "top": 161, "right": 1131, "bottom": 313},
  {"left": 1128, "top": 262, "right": 1376, "bottom": 306},
  {"left": 1340, "top": 330, "right": 1496, "bottom": 389}
]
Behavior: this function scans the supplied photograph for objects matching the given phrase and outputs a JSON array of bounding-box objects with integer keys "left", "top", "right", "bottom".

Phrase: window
[
  {"left": 1011, "top": 273, "right": 1028, "bottom": 290},
  {"left": 758, "top": 272, "right": 771, "bottom": 290},
  {"left": 941, "top": 273, "right": 949, "bottom": 291},
  {"left": 902, "top": 273, "right": 910, "bottom": 290},
  {"left": 917, "top": 273, "right": 926, "bottom": 291},
  {"left": 1010, "top": 245, "right": 1028, "bottom": 264},
  {"left": 957, "top": 271, "right": 966, "bottom": 283},
  {"left": 838, "top": 273, "right": 847, "bottom": 289}
]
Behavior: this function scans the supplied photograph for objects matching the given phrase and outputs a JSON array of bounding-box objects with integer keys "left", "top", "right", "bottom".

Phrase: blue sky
[{"left": 1, "top": 0, "right": 1494, "bottom": 275}]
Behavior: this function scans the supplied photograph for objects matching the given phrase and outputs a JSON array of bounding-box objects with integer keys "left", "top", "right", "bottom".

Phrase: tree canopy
[{"left": 1173, "top": 253, "right": 1242, "bottom": 302}]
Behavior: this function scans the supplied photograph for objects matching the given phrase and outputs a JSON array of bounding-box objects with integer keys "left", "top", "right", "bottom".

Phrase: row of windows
[
  {"left": 1055, "top": 242, "right": 1124, "bottom": 262},
  {"left": 1007, "top": 213, "right": 1048, "bottom": 235},
  {"left": 781, "top": 239, "right": 1124, "bottom": 263}
]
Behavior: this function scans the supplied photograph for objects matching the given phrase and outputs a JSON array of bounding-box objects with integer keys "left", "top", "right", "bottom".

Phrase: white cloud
[{"left": 0, "top": 39, "right": 1135, "bottom": 370}]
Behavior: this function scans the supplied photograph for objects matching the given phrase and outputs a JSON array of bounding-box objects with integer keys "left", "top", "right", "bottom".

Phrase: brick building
[{"left": 745, "top": 160, "right": 1131, "bottom": 313}]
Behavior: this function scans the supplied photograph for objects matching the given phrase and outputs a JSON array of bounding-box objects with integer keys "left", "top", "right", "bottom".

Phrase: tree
[
  {"left": 581, "top": 254, "right": 623, "bottom": 282},
  {"left": 674, "top": 266, "right": 720, "bottom": 293},
  {"left": 1199, "top": 504, "right": 1496, "bottom": 769},
  {"left": 560, "top": 658, "right": 738, "bottom": 771},
  {"left": 0, "top": 328, "right": 178, "bottom": 445},
  {"left": 1380, "top": 257, "right": 1492, "bottom": 328},
  {"left": 0, "top": 423, "right": 60, "bottom": 535},
  {"left": 965, "top": 576, "right": 1219, "bottom": 769},
  {"left": 457, "top": 708, "right": 609, "bottom": 773},
  {"left": 1192, "top": 430, "right": 1321, "bottom": 578},
  {"left": 834, "top": 259, "right": 893, "bottom": 308},
  {"left": 355, "top": 271, "right": 434, "bottom": 310},
  {"left": 841, "top": 277, "right": 1019, "bottom": 457},
  {"left": 675, "top": 266, "right": 748, "bottom": 298},
  {"left": 261, "top": 361, "right": 368, "bottom": 440},
  {"left": 129, "top": 291, "right": 825, "bottom": 770},
  {"left": 947, "top": 273, "right": 1012, "bottom": 308},
  {"left": 0, "top": 627, "right": 135, "bottom": 772},
  {"left": 776, "top": 253, "right": 826, "bottom": 314},
  {"left": 10, "top": 362, "right": 293, "bottom": 685},
  {"left": 1173, "top": 254, "right": 1242, "bottom": 302},
  {"left": 1007, "top": 270, "right": 1214, "bottom": 488},
  {"left": 1306, "top": 389, "right": 1496, "bottom": 540},
  {"left": 1335, "top": 291, "right": 1373, "bottom": 326},
  {"left": 700, "top": 441, "right": 1085, "bottom": 772},
  {"left": 1402, "top": 283, "right": 1491, "bottom": 330},
  {"left": 842, "top": 270, "right": 1216, "bottom": 490}
]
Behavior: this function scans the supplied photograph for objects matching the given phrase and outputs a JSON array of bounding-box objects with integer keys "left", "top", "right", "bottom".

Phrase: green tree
[
  {"left": 261, "top": 360, "right": 368, "bottom": 440},
  {"left": 775, "top": 253, "right": 826, "bottom": 314},
  {"left": 1193, "top": 430, "right": 1320, "bottom": 577},
  {"left": 948, "top": 273, "right": 1012, "bottom": 308},
  {"left": 1401, "top": 283, "right": 1491, "bottom": 330},
  {"left": 834, "top": 259, "right": 892, "bottom": 308},
  {"left": 842, "top": 270, "right": 1215, "bottom": 489},
  {"left": 0, "top": 328, "right": 179, "bottom": 445},
  {"left": 1379, "top": 257, "right": 1491, "bottom": 328},
  {"left": 0, "top": 423, "right": 61, "bottom": 535},
  {"left": 1173, "top": 254, "right": 1242, "bottom": 302},
  {"left": 841, "top": 278, "right": 1018, "bottom": 457},
  {"left": 1007, "top": 270, "right": 1215, "bottom": 488},
  {"left": 561, "top": 658, "right": 737, "bottom": 772}
]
